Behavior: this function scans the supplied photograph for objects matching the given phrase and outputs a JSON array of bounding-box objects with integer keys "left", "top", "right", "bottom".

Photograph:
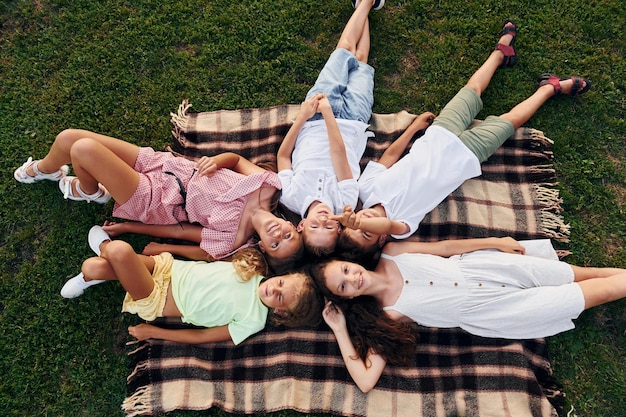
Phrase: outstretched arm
[
  {"left": 102, "top": 220, "right": 202, "bottom": 243},
  {"left": 141, "top": 242, "right": 215, "bottom": 261},
  {"left": 384, "top": 237, "right": 526, "bottom": 257},
  {"left": 277, "top": 93, "right": 324, "bottom": 171},
  {"left": 377, "top": 112, "right": 435, "bottom": 168},
  {"left": 128, "top": 323, "right": 232, "bottom": 344},
  {"left": 323, "top": 302, "right": 387, "bottom": 393}
]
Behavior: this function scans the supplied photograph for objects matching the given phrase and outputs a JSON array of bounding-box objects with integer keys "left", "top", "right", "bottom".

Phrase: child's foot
[
  {"left": 88, "top": 225, "right": 111, "bottom": 256},
  {"left": 494, "top": 19, "right": 517, "bottom": 68},
  {"left": 537, "top": 73, "right": 592, "bottom": 97},
  {"left": 14, "top": 157, "right": 69, "bottom": 184},
  {"left": 60, "top": 272, "right": 106, "bottom": 299},
  {"left": 352, "top": 0, "right": 385, "bottom": 10},
  {"left": 58, "top": 176, "right": 111, "bottom": 204}
]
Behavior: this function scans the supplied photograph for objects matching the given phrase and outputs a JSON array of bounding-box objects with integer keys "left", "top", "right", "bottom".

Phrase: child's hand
[
  {"left": 330, "top": 205, "right": 360, "bottom": 230},
  {"left": 128, "top": 323, "right": 156, "bottom": 341},
  {"left": 298, "top": 93, "right": 323, "bottom": 120},
  {"left": 142, "top": 242, "right": 167, "bottom": 256},
  {"left": 322, "top": 301, "right": 347, "bottom": 332},
  {"left": 410, "top": 111, "right": 436, "bottom": 131},
  {"left": 196, "top": 156, "right": 218, "bottom": 177},
  {"left": 497, "top": 237, "right": 526, "bottom": 254},
  {"left": 101, "top": 220, "right": 127, "bottom": 237},
  {"left": 318, "top": 95, "right": 332, "bottom": 114}
]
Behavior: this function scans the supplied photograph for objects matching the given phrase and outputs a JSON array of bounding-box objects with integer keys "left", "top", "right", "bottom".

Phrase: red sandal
[
  {"left": 494, "top": 19, "right": 517, "bottom": 68},
  {"left": 537, "top": 73, "right": 592, "bottom": 97}
]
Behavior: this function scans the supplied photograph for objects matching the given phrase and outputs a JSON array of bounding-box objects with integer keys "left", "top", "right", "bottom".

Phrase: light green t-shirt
[{"left": 170, "top": 260, "right": 268, "bottom": 345}]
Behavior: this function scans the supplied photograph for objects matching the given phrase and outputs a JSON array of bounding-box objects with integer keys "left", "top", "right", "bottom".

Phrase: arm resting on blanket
[
  {"left": 142, "top": 242, "right": 214, "bottom": 261},
  {"left": 103, "top": 221, "right": 202, "bottom": 243},
  {"left": 383, "top": 237, "right": 527, "bottom": 257},
  {"left": 323, "top": 301, "right": 387, "bottom": 393},
  {"left": 128, "top": 323, "right": 232, "bottom": 344},
  {"left": 197, "top": 152, "right": 266, "bottom": 177}
]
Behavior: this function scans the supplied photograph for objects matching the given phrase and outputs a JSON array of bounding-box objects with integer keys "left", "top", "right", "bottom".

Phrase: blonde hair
[{"left": 226, "top": 247, "right": 269, "bottom": 281}]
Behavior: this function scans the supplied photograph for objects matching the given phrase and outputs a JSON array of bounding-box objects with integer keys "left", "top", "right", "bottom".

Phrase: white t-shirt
[
  {"left": 279, "top": 118, "right": 372, "bottom": 216},
  {"left": 358, "top": 125, "right": 481, "bottom": 239}
]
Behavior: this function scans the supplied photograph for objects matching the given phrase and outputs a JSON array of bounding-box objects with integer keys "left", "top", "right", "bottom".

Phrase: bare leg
[
  {"left": 32, "top": 129, "right": 140, "bottom": 175},
  {"left": 83, "top": 240, "right": 156, "bottom": 300},
  {"left": 336, "top": 0, "right": 373, "bottom": 58},
  {"left": 571, "top": 265, "right": 626, "bottom": 281},
  {"left": 354, "top": 18, "right": 370, "bottom": 63},
  {"left": 499, "top": 78, "right": 589, "bottom": 129},
  {"left": 576, "top": 272, "right": 626, "bottom": 309},
  {"left": 67, "top": 138, "right": 140, "bottom": 202},
  {"left": 465, "top": 21, "right": 515, "bottom": 97}
]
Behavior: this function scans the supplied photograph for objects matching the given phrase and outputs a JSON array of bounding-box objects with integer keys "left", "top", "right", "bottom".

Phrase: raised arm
[
  {"left": 128, "top": 323, "right": 232, "bottom": 344},
  {"left": 384, "top": 237, "right": 526, "bottom": 258},
  {"left": 377, "top": 112, "right": 435, "bottom": 168},
  {"left": 277, "top": 93, "right": 324, "bottom": 171},
  {"left": 323, "top": 302, "right": 387, "bottom": 393},
  {"left": 318, "top": 96, "right": 353, "bottom": 181}
]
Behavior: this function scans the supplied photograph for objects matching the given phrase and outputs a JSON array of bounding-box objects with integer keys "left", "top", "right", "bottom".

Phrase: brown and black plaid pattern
[
  {"left": 167, "top": 101, "right": 570, "bottom": 243},
  {"left": 124, "top": 320, "right": 562, "bottom": 417},
  {"left": 122, "top": 102, "right": 569, "bottom": 416}
]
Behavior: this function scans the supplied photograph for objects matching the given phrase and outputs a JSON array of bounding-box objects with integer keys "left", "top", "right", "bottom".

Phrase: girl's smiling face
[
  {"left": 323, "top": 260, "right": 368, "bottom": 298},
  {"left": 254, "top": 212, "right": 302, "bottom": 260}
]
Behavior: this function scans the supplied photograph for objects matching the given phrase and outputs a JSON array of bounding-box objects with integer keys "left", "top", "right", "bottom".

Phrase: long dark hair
[{"left": 307, "top": 261, "right": 417, "bottom": 367}]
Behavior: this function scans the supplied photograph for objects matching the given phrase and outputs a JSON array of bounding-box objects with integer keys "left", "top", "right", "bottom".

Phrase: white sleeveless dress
[{"left": 382, "top": 240, "right": 585, "bottom": 339}]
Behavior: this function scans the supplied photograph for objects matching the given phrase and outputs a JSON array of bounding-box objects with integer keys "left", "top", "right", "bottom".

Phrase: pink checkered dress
[{"left": 113, "top": 148, "right": 281, "bottom": 259}]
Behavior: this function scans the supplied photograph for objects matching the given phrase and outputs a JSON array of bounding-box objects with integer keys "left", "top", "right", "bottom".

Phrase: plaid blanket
[
  {"left": 167, "top": 100, "right": 570, "bottom": 243},
  {"left": 122, "top": 101, "right": 570, "bottom": 416}
]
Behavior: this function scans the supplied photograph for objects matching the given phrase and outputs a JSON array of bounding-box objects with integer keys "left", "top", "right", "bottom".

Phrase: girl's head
[
  {"left": 299, "top": 202, "right": 342, "bottom": 259},
  {"left": 307, "top": 258, "right": 370, "bottom": 300},
  {"left": 258, "top": 271, "right": 323, "bottom": 328},
  {"left": 254, "top": 211, "right": 304, "bottom": 270},
  {"left": 306, "top": 261, "right": 417, "bottom": 367}
]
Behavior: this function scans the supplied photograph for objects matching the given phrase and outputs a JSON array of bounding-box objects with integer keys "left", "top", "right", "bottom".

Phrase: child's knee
[
  {"left": 100, "top": 240, "right": 135, "bottom": 263},
  {"left": 68, "top": 137, "right": 100, "bottom": 164}
]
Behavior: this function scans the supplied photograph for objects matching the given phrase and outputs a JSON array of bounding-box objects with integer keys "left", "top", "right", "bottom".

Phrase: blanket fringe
[
  {"left": 533, "top": 184, "right": 570, "bottom": 242},
  {"left": 121, "top": 385, "right": 152, "bottom": 416},
  {"left": 529, "top": 128, "right": 554, "bottom": 146},
  {"left": 170, "top": 99, "right": 193, "bottom": 143}
]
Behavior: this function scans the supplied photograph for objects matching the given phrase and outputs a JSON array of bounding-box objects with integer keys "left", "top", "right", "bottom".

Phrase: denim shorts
[
  {"left": 433, "top": 87, "right": 515, "bottom": 162},
  {"left": 305, "top": 48, "right": 375, "bottom": 123}
]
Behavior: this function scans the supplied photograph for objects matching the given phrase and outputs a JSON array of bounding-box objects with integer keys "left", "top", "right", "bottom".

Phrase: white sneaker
[
  {"left": 60, "top": 272, "right": 106, "bottom": 299},
  {"left": 88, "top": 225, "right": 111, "bottom": 256}
]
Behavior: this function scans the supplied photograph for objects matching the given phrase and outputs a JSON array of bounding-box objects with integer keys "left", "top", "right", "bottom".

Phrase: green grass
[{"left": 1, "top": 0, "right": 624, "bottom": 416}]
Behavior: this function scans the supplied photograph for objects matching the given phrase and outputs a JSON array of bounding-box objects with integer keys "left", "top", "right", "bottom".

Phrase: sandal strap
[
  {"left": 494, "top": 43, "right": 515, "bottom": 57},
  {"left": 31, "top": 160, "right": 45, "bottom": 176},
  {"left": 498, "top": 19, "right": 517, "bottom": 38},
  {"left": 75, "top": 180, "right": 105, "bottom": 201},
  {"left": 569, "top": 76, "right": 591, "bottom": 97},
  {"left": 537, "top": 74, "right": 562, "bottom": 95}
]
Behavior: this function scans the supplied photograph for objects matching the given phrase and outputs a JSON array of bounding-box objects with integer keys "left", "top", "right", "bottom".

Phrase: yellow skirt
[{"left": 121, "top": 252, "right": 174, "bottom": 321}]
